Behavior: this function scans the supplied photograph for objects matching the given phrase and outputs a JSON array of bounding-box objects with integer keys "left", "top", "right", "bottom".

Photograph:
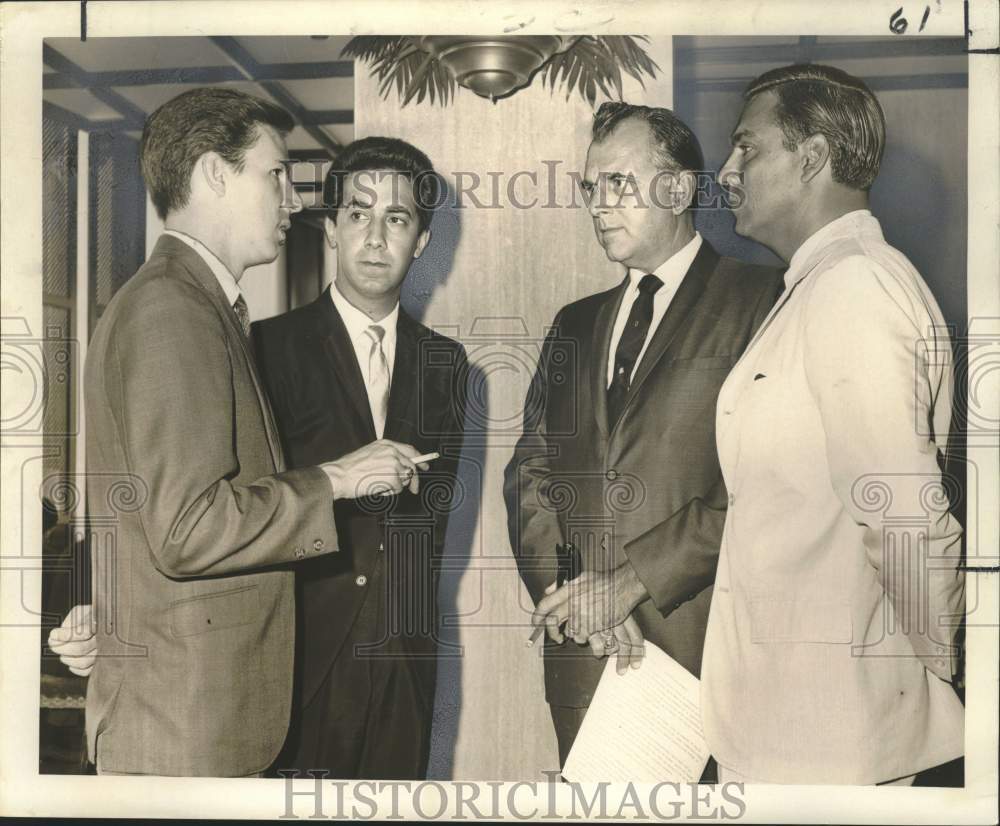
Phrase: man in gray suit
[
  {"left": 506, "top": 102, "right": 783, "bottom": 767},
  {"left": 78, "top": 88, "right": 427, "bottom": 776}
]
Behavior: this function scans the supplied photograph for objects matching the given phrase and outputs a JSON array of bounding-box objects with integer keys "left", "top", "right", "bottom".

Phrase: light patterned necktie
[
  {"left": 233, "top": 294, "right": 251, "bottom": 338},
  {"left": 364, "top": 324, "right": 390, "bottom": 437}
]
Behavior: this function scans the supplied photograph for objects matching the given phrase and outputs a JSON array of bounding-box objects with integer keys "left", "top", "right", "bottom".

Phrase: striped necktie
[{"left": 233, "top": 294, "right": 251, "bottom": 338}]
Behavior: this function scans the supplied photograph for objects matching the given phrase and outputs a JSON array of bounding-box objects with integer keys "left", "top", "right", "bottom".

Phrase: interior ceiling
[
  {"left": 42, "top": 35, "right": 967, "bottom": 151},
  {"left": 43, "top": 36, "right": 355, "bottom": 155}
]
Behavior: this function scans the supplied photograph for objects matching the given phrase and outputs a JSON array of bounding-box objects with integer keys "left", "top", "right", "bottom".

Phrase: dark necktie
[
  {"left": 233, "top": 294, "right": 250, "bottom": 338},
  {"left": 607, "top": 273, "right": 663, "bottom": 429}
]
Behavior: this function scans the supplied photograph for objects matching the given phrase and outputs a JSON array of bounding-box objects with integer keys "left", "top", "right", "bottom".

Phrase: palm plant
[
  {"left": 342, "top": 35, "right": 658, "bottom": 107},
  {"left": 537, "top": 36, "right": 659, "bottom": 105}
]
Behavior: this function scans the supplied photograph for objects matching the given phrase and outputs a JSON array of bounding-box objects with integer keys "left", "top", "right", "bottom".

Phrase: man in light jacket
[{"left": 701, "top": 63, "right": 965, "bottom": 785}]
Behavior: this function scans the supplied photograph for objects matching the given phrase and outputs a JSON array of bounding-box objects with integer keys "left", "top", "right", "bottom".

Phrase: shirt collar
[
  {"left": 328, "top": 281, "right": 400, "bottom": 341},
  {"left": 783, "top": 209, "right": 873, "bottom": 290},
  {"left": 627, "top": 232, "right": 703, "bottom": 290},
  {"left": 163, "top": 229, "right": 242, "bottom": 306}
]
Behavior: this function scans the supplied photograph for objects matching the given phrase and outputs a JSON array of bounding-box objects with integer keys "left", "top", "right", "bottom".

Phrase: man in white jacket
[{"left": 700, "top": 63, "right": 964, "bottom": 785}]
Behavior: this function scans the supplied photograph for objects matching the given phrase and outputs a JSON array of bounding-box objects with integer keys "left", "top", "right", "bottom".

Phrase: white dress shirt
[
  {"left": 700, "top": 210, "right": 964, "bottom": 784},
  {"left": 328, "top": 280, "right": 398, "bottom": 397},
  {"left": 163, "top": 229, "right": 243, "bottom": 307},
  {"left": 606, "top": 232, "right": 703, "bottom": 387}
]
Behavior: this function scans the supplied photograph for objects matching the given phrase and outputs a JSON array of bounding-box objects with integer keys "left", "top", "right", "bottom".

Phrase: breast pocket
[{"left": 169, "top": 585, "right": 260, "bottom": 638}]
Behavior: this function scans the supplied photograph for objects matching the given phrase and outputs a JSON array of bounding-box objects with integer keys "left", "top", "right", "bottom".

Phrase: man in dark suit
[
  {"left": 505, "top": 102, "right": 783, "bottom": 767},
  {"left": 253, "top": 137, "right": 466, "bottom": 780}
]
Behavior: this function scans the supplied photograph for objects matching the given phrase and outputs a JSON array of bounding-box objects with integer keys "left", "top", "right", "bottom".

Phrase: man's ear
[
  {"left": 800, "top": 134, "right": 831, "bottom": 184},
  {"left": 197, "top": 152, "right": 228, "bottom": 198},
  {"left": 412, "top": 228, "right": 431, "bottom": 260},
  {"left": 323, "top": 215, "right": 338, "bottom": 249},
  {"left": 670, "top": 170, "right": 698, "bottom": 216}
]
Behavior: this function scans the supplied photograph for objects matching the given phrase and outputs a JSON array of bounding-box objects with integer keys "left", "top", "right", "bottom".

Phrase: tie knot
[
  {"left": 639, "top": 273, "right": 663, "bottom": 295},
  {"left": 365, "top": 324, "right": 386, "bottom": 346}
]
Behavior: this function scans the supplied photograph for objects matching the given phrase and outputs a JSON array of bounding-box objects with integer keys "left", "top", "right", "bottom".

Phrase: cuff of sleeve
[
  {"left": 625, "top": 530, "right": 689, "bottom": 616},
  {"left": 275, "top": 465, "right": 340, "bottom": 559}
]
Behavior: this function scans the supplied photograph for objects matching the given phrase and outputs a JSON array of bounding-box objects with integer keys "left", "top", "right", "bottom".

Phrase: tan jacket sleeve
[{"left": 106, "top": 279, "right": 339, "bottom": 578}]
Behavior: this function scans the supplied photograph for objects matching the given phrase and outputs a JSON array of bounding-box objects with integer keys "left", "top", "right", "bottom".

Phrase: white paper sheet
[{"left": 561, "top": 641, "right": 710, "bottom": 783}]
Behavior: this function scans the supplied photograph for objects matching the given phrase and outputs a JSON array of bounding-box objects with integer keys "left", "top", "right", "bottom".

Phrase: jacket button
[
  {"left": 355, "top": 575, "right": 368, "bottom": 587},
  {"left": 378, "top": 543, "right": 384, "bottom": 552},
  {"left": 606, "top": 469, "right": 618, "bottom": 481},
  {"left": 728, "top": 493, "right": 735, "bottom": 506},
  {"left": 313, "top": 539, "right": 324, "bottom": 551}
]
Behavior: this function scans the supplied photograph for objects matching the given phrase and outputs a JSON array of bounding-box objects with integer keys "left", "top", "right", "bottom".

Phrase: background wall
[{"left": 355, "top": 39, "right": 674, "bottom": 780}]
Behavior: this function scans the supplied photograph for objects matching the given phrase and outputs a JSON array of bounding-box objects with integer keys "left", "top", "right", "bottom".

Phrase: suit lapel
[
  {"left": 622, "top": 241, "right": 718, "bottom": 408},
  {"left": 590, "top": 277, "right": 630, "bottom": 442},
  {"left": 158, "top": 235, "right": 285, "bottom": 470},
  {"left": 311, "top": 290, "right": 378, "bottom": 441},
  {"left": 385, "top": 311, "right": 419, "bottom": 442}
]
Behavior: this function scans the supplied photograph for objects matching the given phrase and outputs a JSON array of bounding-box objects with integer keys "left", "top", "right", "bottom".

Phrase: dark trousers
[
  {"left": 272, "top": 563, "right": 435, "bottom": 780},
  {"left": 550, "top": 704, "right": 589, "bottom": 769}
]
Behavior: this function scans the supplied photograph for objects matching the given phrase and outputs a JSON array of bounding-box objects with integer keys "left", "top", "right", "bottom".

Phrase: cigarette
[
  {"left": 525, "top": 624, "right": 545, "bottom": 647},
  {"left": 412, "top": 452, "right": 440, "bottom": 464}
]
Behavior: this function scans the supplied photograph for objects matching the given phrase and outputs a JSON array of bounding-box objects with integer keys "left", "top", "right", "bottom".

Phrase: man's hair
[
  {"left": 323, "top": 136, "right": 441, "bottom": 234},
  {"left": 591, "top": 101, "right": 705, "bottom": 175},
  {"left": 745, "top": 63, "right": 886, "bottom": 191},
  {"left": 140, "top": 87, "right": 295, "bottom": 220}
]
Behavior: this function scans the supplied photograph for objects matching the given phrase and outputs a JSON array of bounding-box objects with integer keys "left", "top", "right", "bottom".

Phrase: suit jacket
[
  {"left": 504, "top": 241, "right": 782, "bottom": 708},
  {"left": 252, "top": 290, "right": 467, "bottom": 708},
  {"left": 84, "top": 235, "right": 339, "bottom": 776},
  {"left": 702, "top": 211, "right": 964, "bottom": 783}
]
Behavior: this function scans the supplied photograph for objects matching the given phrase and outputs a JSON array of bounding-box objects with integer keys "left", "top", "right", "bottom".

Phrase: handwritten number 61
[{"left": 890, "top": 5, "right": 931, "bottom": 34}]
